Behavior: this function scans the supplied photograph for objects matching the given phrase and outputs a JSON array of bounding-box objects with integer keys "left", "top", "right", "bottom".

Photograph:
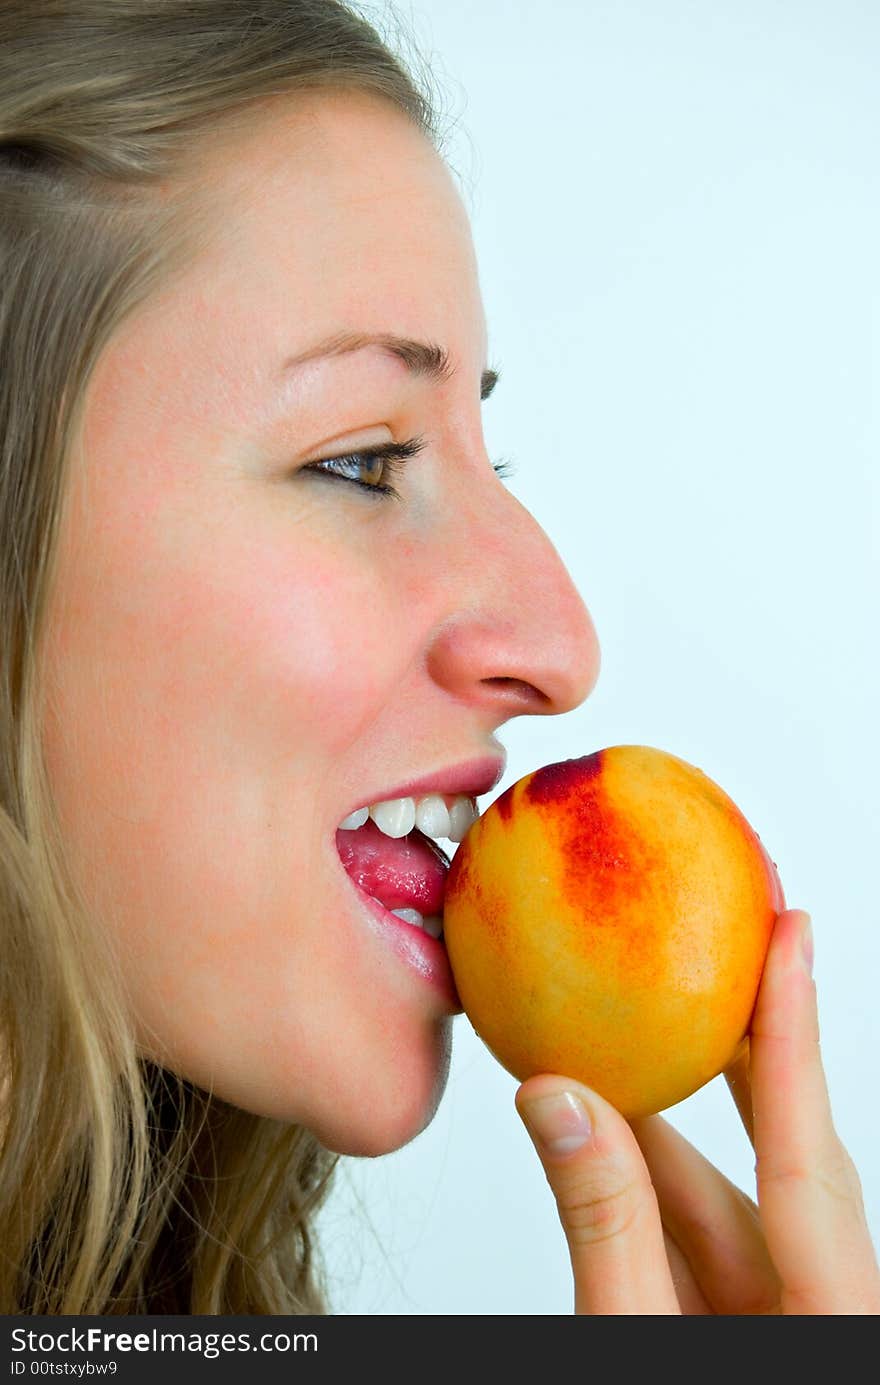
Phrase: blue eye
[
  {"left": 304, "top": 436, "right": 426, "bottom": 500},
  {"left": 303, "top": 435, "right": 516, "bottom": 501}
]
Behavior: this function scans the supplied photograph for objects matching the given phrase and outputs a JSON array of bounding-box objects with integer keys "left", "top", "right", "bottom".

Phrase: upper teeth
[{"left": 338, "top": 793, "right": 479, "bottom": 842}]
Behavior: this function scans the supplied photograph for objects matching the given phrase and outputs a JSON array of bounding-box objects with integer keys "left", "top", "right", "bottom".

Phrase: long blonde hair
[{"left": 0, "top": 0, "right": 444, "bottom": 1314}]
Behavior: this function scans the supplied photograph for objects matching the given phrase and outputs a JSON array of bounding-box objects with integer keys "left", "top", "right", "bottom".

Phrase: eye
[
  {"left": 302, "top": 435, "right": 517, "bottom": 502},
  {"left": 303, "top": 436, "right": 426, "bottom": 501}
]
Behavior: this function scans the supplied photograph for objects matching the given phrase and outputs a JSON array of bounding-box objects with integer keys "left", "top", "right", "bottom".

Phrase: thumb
[{"left": 516, "top": 1074, "right": 679, "bottom": 1314}]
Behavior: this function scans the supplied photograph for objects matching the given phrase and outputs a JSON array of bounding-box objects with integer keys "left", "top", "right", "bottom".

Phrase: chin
[{"left": 310, "top": 1021, "right": 453, "bottom": 1158}]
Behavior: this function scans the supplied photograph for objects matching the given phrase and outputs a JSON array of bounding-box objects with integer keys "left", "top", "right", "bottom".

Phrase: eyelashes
[
  {"left": 304, "top": 435, "right": 426, "bottom": 500},
  {"left": 303, "top": 435, "right": 517, "bottom": 502}
]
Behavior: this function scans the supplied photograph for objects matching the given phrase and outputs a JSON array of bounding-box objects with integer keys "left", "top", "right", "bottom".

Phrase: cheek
[
  {"left": 52, "top": 318, "right": 399, "bottom": 784},
  {"left": 49, "top": 472, "right": 395, "bottom": 808},
  {"left": 145, "top": 529, "right": 394, "bottom": 769},
  {"left": 40, "top": 494, "right": 448, "bottom": 1132},
  {"left": 40, "top": 466, "right": 397, "bottom": 1015},
  {"left": 36, "top": 322, "right": 452, "bottom": 1135}
]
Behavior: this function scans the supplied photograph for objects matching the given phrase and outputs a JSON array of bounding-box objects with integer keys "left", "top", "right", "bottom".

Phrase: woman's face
[{"left": 41, "top": 91, "right": 600, "bottom": 1156}]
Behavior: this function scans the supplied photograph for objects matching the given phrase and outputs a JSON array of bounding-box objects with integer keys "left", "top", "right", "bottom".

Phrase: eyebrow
[{"left": 281, "top": 330, "right": 500, "bottom": 401}]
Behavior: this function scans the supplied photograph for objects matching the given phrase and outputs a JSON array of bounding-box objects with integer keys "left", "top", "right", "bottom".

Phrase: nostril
[{"left": 482, "top": 676, "right": 551, "bottom": 709}]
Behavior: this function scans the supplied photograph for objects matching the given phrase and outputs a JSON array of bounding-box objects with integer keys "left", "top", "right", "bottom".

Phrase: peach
[{"left": 443, "top": 745, "right": 786, "bottom": 1117}]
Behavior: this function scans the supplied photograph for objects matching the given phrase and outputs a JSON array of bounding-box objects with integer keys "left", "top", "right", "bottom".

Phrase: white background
[{"left": 316, "top": 0, "right": 879, "bottom": 1312}]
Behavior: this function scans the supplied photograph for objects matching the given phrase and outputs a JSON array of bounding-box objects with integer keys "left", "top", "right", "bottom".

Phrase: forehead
[
  {"left": 184, "top": 91, "right": 479, "bottom": 318},
  {"left": 126, "top": 88, "right": 488, "bottom": 407},
  {"left": 80, "top": 89, "right": 488, "bottom": 474},
  {"left": 208, "top": 86, "right": 458, "bottom": 207}
]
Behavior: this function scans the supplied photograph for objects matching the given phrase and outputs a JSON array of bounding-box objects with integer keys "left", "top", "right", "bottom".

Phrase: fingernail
[
  {"left": 800, "top": 912, "right": 814, "bottom": 975},
  {"left": 520, "top": 1089, "right": 592, "bottom": 1155}
]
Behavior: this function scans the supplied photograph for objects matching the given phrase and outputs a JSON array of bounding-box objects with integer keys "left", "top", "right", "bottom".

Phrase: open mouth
[{"left": 334, "top": 792, "right": 479, "bottom": 942}]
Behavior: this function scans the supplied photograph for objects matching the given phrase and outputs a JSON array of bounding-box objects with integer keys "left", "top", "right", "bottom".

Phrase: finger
[
  {"left": 723, "top": 1039, "right": 755, "bottom": 1148},
  {"left": 630, "top": 1112, "right": 781, "bottom": 1314},
  {"left": 516, "top": 1074, "right": 680, "bottom": 1315},
  {"left": 750, "top": 909, "right": 880, "bottom": 1313},
  {"left": 662, "top": 1226, "right": 714, "bottom": 1314}
]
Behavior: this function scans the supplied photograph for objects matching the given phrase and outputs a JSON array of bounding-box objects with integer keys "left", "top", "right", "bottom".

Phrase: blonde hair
[{"left": 0, "top": 0, "right": 444, "bottom": 1314}]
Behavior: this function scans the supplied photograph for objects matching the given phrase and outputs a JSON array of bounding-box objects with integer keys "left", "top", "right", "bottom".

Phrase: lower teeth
[{"left": 387, "top": 905, "right": 443, "bottom": 939}]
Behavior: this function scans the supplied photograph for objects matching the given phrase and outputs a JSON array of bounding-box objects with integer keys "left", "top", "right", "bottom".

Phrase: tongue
[{"left": 335, "top": 817, "right": 450, "bottom": 915}]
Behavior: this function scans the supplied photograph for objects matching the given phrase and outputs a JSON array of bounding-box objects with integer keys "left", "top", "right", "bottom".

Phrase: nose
[{"left": 425, "top": 472, "right": 601, "bottom": 722}]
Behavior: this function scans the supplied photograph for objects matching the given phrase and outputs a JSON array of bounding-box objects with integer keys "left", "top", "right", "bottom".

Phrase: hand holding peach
[{"left": 443, "top": 745, "right": 786, "bottom": 1117}]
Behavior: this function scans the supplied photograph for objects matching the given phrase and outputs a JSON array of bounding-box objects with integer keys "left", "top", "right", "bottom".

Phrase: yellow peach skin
[{"left": 443, "top": 745, "right": 786, "bottom": 1117}]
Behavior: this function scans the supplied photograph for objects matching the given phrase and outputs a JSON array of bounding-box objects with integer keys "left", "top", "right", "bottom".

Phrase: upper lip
[{"left": 340, "top": 754, "right": 507, "bottom": 819}]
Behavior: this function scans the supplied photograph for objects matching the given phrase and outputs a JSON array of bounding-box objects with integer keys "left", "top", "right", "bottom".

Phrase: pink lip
[
  {"left": 343, "top": 754, "right": 506, "bottom": 819},
  {"left": 331, "top": 844, "right": 462, "bottom": 1011},
  {"left": 330, "top": 752, "right": 504, "bottom": 1012},
  {"left": 359, "top": 889, "right": 462, "bottom": 1013}
]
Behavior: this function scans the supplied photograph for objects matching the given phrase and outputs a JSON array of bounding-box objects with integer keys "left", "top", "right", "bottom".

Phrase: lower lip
[{"left": 338, "top": 861, "right": 462, "bottom": 1013}]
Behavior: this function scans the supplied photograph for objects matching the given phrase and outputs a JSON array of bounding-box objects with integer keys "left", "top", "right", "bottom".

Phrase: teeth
[
  {"left": 369, "top": 797, "right": 416, "bottom": 839},
  {"left": 447, "top": 796, "right": 479, "bottom": 842},
  {"left": 339, "top": 791, "right": 478, "bottom": 844},
  {"left": 390, "top": 907, "right": 424, "bottom": 926},
  {"left": 414, "top": 793, "right": 451, "bottom": 839},
  {"left": 389, "top": 906, "right": 444, "bottom": 939}
]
